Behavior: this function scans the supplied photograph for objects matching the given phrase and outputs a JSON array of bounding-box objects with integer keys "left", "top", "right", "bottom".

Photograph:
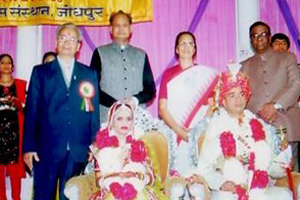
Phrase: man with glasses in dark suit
[{"left": 23, "top": 23, "right": 99, "bottom": 200}]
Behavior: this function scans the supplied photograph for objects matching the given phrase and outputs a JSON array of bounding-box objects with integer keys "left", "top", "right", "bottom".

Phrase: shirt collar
[
  {"left": 57, "top": 56, "right": 75, "bottom": 69},
  {"left": 254, "top": 47, "right": 273, "bottom": 61},
  {"left": 112, "top": 41, "right": 129, "bottom": 51}
]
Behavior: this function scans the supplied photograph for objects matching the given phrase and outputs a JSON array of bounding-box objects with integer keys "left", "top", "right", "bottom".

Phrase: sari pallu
[
  {"left": 167, "top": 65, "right": 218, "bottom": 129},
  {"left": 165, "top": 65, "right": 218, "bottom": 176}
]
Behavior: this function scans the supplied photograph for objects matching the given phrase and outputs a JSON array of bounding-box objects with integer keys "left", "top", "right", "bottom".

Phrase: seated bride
[
  {"left": 89, "top": 102, "right": 166, "bottom": 200},
  {"left": 197, "top": 70, "right": 293, "bottom": 200}
]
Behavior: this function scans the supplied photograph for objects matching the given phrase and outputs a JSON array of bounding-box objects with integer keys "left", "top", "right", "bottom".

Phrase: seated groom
[{"left": 197, "top": 70, "right": 292, "bottom": 200}]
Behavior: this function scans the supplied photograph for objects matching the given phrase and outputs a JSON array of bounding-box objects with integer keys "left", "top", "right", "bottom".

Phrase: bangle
[
  {"left": 135, "top": 172, "right": 144, "bottom": 180},
  {"left": 274, "top": 102, "right": 284, "bottom": 113},
  {"left": 143, "top": 174, "right": 150, "bottom": 185}
]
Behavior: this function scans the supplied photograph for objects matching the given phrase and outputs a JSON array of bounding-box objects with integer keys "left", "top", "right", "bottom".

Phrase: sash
[{"left": 167, "top": 65, "right": 218, "bottom": 129}]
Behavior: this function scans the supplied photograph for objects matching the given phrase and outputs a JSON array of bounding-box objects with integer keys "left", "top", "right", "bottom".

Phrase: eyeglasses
[
  {"left": 251, "top": 32, "right": 269, "bottom": 41},
  {"left": 57, "top": 35, "right": 79, "bottom": 44},
  {"left": 178, "top": 41, "right": 195, "bottom": 47}
]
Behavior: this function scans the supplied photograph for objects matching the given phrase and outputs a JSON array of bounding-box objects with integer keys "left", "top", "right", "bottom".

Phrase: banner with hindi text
[{"left": 0, "top": 0, "right": 153, "bottom": 26}]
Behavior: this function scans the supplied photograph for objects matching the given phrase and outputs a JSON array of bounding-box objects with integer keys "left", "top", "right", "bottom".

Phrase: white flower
[
  {"left": 95, "top": 147, "right": 123, "bottom": 174},
  {"left": 223, "top": 157, "right": 248, "bottom": 185}
]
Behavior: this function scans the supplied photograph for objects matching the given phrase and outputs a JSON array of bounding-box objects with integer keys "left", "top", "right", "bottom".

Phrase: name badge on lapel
[{"left": 79, "top": 81, "right": 95, "bottom": 112}]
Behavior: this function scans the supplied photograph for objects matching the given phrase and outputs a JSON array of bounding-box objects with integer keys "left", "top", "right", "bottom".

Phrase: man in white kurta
[{"left": 197, "top": 71, "right": 292, "bottom": 200}]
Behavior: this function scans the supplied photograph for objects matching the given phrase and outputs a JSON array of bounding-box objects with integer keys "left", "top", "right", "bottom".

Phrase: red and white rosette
[{"left": 79, "top": 81, "right": 95, "bottom": 112}]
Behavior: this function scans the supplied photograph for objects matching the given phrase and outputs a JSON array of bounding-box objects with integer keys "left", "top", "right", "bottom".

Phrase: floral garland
[
  {"left": 250, "top": 170, "right": 269, "bottom": 189},
  {"left": 126, "top": 135, "right": 147, "bottom": 162},
  {"left": 249, "top": 119, "right": 266, "bottom": 142},
  {"left": 249, "top": 119, "right": 269, "bottom": 189},
  {"left": 94, "top": 128, "right": 147, "bottom": 163},
  {"left": 110, "top": 182, "right": 137, "bottom": 200},
  {"left": 219, "top": 131, "right": 236, "bottom": 157},
  {"left": 95, "top": 128, "right": 119, "bottom": 149},
  {"left": 94, "top": 128, "right": 147, "bottom": 199},
  {"left": 235, "top": 185, "right": 249, "bottom": 200},
  {"left": 219, "top": 112, "right": 270, "bottom": 198}
]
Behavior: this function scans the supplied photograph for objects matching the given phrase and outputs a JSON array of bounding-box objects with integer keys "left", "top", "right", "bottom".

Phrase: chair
[
  {"left": 275, "top": 172, "right": 300, "bottom": 199},
  {"left": 64, "top": 131, "right": 169, "bottom": 200}
]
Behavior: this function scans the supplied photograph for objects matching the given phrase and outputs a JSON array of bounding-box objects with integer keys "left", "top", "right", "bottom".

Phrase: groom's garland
[{"left": 219, "top": 112, "right": 271, "bottom": 200}]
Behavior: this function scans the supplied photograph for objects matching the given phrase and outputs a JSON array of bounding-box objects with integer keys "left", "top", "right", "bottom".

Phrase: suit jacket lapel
[{"left": 69, "top": 61, "right": 80, "bottom": 92}]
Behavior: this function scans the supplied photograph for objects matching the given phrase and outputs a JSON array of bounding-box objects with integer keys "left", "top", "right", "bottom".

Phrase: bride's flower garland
[
  {"left": 93, "top": 128, "right": 147, "bottom": 200},
  {"left": 218, "top": 110, "right": 271, "bottom": 200},
  {"left": 94, "top": 128, "right": 147, "bottom": 163}
]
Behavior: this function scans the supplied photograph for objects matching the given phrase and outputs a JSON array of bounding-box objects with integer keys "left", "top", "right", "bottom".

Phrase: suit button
[
  {"left": 123, "top": 58, "right": 126, "bottom": 61},
  {"left": 68, "top": 121, "right": 71, "bottom": 125},
  {"left": 263, "top": 70, "right": 266, "bottom": 73},
  {"left": 66, "top": 93, "right": 70, "bottom": 96},
  {"left": 124, "top": 77, "right": 127, "bottom": 80},
  {"left": 125, "top": 87, "right": 127, "bottom": 90},
  {"left": 124, "top": 68, "right": 127, "bottom": 71},
  {"left": 66, "top": 107, "right": 69, "bottom": 111}
]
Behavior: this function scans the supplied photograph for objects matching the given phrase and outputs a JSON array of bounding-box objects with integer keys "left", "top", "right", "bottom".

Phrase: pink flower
[
  {"left": 126, "top": 135, "right": 133, "bottom": 143},
  {"left": 250, "top": 119, "right": 266, "bottom": 142},
  {"left": 235, "top": 185, "right": 249, "bottom": 200},
  {"left": 250, "top": 170, "right": 269, "bottom": 189},
  {"left": 130, "top": 140, "right": 147, "bottom": 162},
  {"left": 3, "top": 87, "right": 9, "bottom": 95},
  {"left": 94, "top": 128, "right": 119, "bottom": 150},
  {"left": 122, "top": 183, "right": 137, "bottom": 200},
  {"left": 248, "top": 152, "right": 255, "bottom": 171},
  {"left": 110, "top": 182, "right": 123, "bottom": 199},
  {"left": 169, "top": 169, "right": 180, "bottom": 177},
  {"left": 220, "top": 131, "right": 236, "bottom": 157},
  {"left": 109, "top": 182, "right": 137, "bottom": 200}
]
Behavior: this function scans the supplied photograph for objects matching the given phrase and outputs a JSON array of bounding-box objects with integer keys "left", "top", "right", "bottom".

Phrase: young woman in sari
[
  {"left": 159, "top": 32, "right": 218, "bottom": 199},
  {"left": 89, "top": 102, "right": 166, "bottom": 200},
  {"left": 0, "top": 54, "right": 26, "bottom": 200}
]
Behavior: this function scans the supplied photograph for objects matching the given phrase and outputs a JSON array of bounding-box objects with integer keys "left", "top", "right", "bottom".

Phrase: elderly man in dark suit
[
  {"left": 241, "top": 21, "right": 300, "bottom": 168},
  {"left": 23, "top": 23, "right": 99, "bottom": 200}
]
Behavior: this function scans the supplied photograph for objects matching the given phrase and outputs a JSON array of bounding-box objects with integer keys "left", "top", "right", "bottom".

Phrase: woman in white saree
[{"left": 158, "top": 31, "right": 218, "bottom": 199}]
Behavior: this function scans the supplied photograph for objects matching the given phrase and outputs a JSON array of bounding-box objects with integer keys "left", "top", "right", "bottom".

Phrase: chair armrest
[
  {"left": 275, "top": 172, "right": 300, "bottom": 198},
  {"left": 64, "top": 172, "right": 98, "bottom": 200}
]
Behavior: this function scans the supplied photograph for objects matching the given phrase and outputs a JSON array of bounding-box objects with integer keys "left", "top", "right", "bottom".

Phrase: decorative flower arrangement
[
  {"left": 95, "top": 129, "right": 147, "bottom": 163},
  {"left": 95, "top": 128, "right": 119, "bottom": 150},
  {"left": 248, "top": 152, "right": 255, "bottom": 171},
  {"left": 235, "top": 185, "right": 249, "bottom": 200},
  {"left": 220, "top": 131, "right": 236, "bottom": 157},
  {"left": 215, "top": 110, "right": 272, "bottom": 198},
  {"left": 127, "top": 135, "right": 147, "bottom": 162},
  {"left": 249, "top": 119, "right": 266, "bottom": 142},
  {"left": 250, "top": 170, "right": 269, "bottom": 189},
  {"left": 248, "top": 119, "right": 270, "bottom": 190},
  {"left": 93, "top": 128, "right": 148, "bottom": 198},
  {"left": 110, "top": 182, "right": 137, "bottom": 200}
]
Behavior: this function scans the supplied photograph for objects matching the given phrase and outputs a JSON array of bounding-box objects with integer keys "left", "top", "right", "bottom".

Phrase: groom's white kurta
[{"left": 197, "top": 109, "right": 292, "bottom": 200}]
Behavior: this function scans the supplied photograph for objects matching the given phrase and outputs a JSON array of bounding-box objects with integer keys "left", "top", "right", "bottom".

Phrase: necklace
[{"left": 0, "top": 77, "right": 14, "bottom": 86}]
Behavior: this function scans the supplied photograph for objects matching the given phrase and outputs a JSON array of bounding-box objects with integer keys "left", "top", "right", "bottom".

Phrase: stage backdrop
[
  {"left": 0, "top": 0, "right": 153, "bottom": 26},
  {"left": 261, "top": 0, "right": 300, "bottom": 56},
  {"left": 42, "top": 0, "right": 236, "bottom": 82}
]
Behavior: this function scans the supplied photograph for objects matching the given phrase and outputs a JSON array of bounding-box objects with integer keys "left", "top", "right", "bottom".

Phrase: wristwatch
[{"left": 274, "top": 102, "right": 284, "bottom": 113}]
